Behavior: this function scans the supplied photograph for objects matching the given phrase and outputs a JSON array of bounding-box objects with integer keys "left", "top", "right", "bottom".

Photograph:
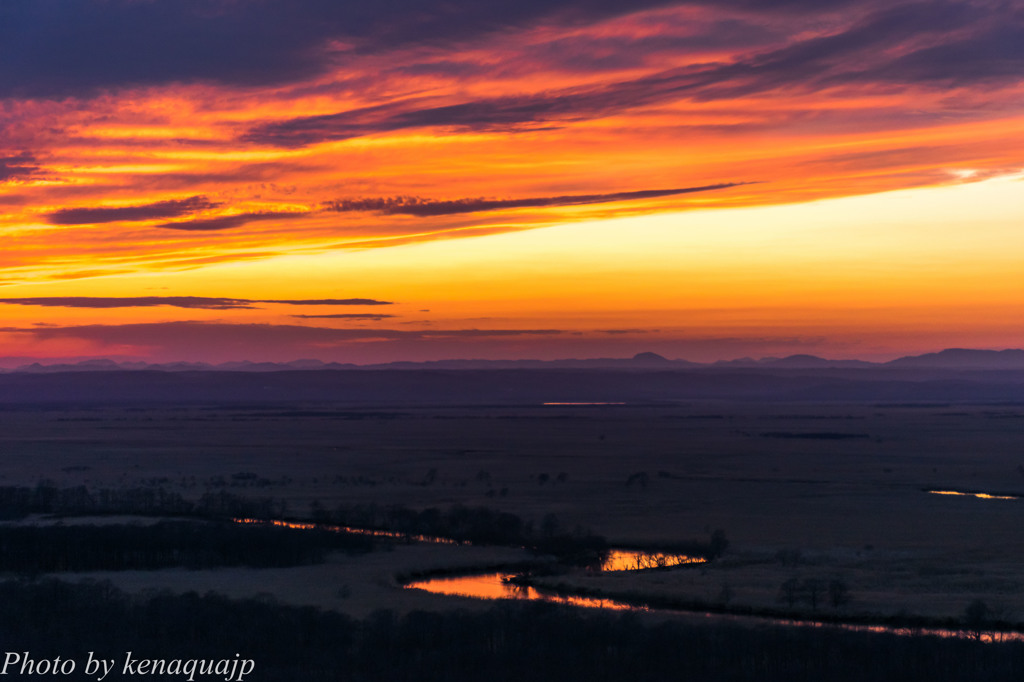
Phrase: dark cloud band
[
  {"left": 0, "top": 0, "right": 683, "bottom": 99},
  {"left": 0, "top": 297, "right": 393, "bottom": 309},
  {"left": 292, "top": 314, "right": 397, "bottom": 320},
  {"left": 155, "top": 211, "right": 307, "bottom": 231},
  {"left": 0, "top": 321, "right": 562, "bottom": 345},
  {"left": 46, "top": 196, "right": 218, "bottom": 225},
  {"left": 240, "top": 2, "right": 1024, "bottom": 148},
  {"left": 324, "top": 183, "right": 746, "bottom": 217},
  {"left": 0, "top": 153, "right": 38, "bottom": 182}
]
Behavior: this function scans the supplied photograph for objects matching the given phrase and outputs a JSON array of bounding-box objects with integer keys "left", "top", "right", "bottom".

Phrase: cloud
[
  {"left": 1, "top": 0, "right": 1016, "bottom": 109},
  {"left": 156, "top": 211, "right": 306, "bottom": 231},
  {"left": 240, "top": 93, "right": 602, "bottom": 147},
  {"left": 292, "top": 314, "right": 397, "bottom": 320},
  {"left": 866, "top": 22, "right": 1024, "bottom": 86},
  {"left": 0, "top": 297, "right": 393, "bottom": 309},
  {"left": 241, "top": 2, "right": 1023, "bottom": 147},
  {"left": 0, "top": 0, "right": 684, "bottom": 99},
  {"left": 2, "top": 321, "right": 563, "bottom": 346},
  {"left": 324, "top": 183, "right": 746, "bottom": 216},
  {"left": 264, "top": 299, "right": 394, "bottom": 306},
  {"left": 0, "top": 152, "right": 38, "bottom": 182},
  {"left": 45, "top": 196, "right": 218, "bottom": 225}
]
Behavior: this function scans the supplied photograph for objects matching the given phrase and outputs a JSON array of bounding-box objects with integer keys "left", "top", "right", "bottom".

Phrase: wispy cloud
[
  {"left": 0, "top": 297, "right": 393, "bottom": 309},
  {"left": 325, "top": 184, "right": 746, "bottom": 216},
  {"left": 263, "top": 299, "right": 393, "bottom": 306},
  {"left": 1, "top": 322, "right": 563, "bottom": 345},
  {"left": 0, "top": 0, "right": 687, "bottom": 99},
  {"left": 2, "top": 0, "right": 1021, "bottom": 313},
  {"left": 45, "top": 196, "right": 218, "bottom": 225},
  {"left": 156, "top": 211, "right": 307, "bottom": 231},
  {"left": 241, "top": 2, "right": 1024, "bottom": 147},
  {"left": 292, "top": 314, "right": 397, "bottom": 320},
  {"left": 0, "top": 153, "right": 38, "bottom": 182}
]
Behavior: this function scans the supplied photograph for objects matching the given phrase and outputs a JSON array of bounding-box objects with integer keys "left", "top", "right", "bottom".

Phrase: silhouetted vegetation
[
  {"left": 0, "top": 483, "right": 195, "bottom": 520},
  {"left": 331, "top": 503, "right": 610, "bottom": 566},
  {"left": 2, "top": 580, "right": 1024, "bottom": 681},
  {"left": 965, "top": 599, "right": 993, "bottom": 641},
  {"left": 0, "top": 482, "right": 290, "bottom": 521},
  {"left": 778, "top": 577, "right": 848, "bottom": 612},
  {"left": 0, "top": 483, "right": 731, "bottom": 573},
  {"left": 0, "top": 521, "right": 373, "bottom": 573},
  {"left": 612, "top": 529, "right": 729, "bottom": 563}
]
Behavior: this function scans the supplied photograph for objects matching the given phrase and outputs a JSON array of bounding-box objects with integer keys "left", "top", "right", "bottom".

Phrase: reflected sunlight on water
[
  {"left": 234, "top": 517, "right": 1024, "bottom": 643},
  {"left": 405, "top": 573, "right": 1024, "bottom": 641},
  {"left": 600, "top": 550, "right": 705, "bottom": 571},
  {"left": 926, "top": 489, "right": 1020, "bottom": 500},
  {"left": 404, "top": 573, "right": 638, "bottom": 611},
  {"left": 232, "top": 517, "right": 463, "bottom": 544}
]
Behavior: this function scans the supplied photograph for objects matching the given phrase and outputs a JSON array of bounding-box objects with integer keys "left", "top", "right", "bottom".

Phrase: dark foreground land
[
  {"left": 2, "top": 367, "right": 1024, "bottom": 679},
  {"left": 5, "top": 579, "right": 1024, "bottom": 682}
]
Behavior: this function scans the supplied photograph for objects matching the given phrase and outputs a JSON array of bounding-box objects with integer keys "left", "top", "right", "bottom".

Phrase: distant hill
[
  {"left": 5, "top": 352, "right": 699, "bottom": 373},
  {"left": 886, "top": 348, "right": 1024, "bottom": 369},
  {"left": 5, "top": 348, "right": 1024, "bottom": 374},
  {"left": 1, "top": 364, "right": 1024, "bottom": 406},
  {"left": 715, "top": 354, "right": 877, "bottom": 369}
]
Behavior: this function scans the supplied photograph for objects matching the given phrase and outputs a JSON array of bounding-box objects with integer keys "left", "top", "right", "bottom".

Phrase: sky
[{"left": 0, "top": 0, "right": 1022, "bottom": 365}]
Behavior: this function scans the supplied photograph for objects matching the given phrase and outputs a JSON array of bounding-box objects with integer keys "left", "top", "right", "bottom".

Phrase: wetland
[{"left": 3, "top": 379, "right": 1024, "bottom": 678}]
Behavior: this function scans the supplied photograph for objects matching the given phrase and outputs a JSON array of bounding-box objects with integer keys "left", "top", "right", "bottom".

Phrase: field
[{"left": 2, "top": 400, "right": 1023, "bottom": 624}]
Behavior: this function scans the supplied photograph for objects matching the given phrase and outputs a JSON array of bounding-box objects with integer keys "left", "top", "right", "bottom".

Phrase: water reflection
[
  {"left": 235, "top": 517, "right": 1023, "bottom": 643},
  {"left": 232, "top": 517, "right": 463, "bottom": 545},
  {"left": 926, "top": 489, "right": 1020, "bottom": 501},
  {"left": 600, "top": 550, "right": 704, "bottom": 572},
  {"left": 404, "top": 573, "right": 637, "bottom": 611},
  {"left": 405, "top": 573, "right": 1024, "bottom": 642}
]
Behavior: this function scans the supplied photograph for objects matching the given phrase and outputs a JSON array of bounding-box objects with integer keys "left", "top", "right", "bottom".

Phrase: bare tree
[
  {"left": 964, "top": 599, "right": 991, "bottom": 641},
  {"left": 828, "top": 579, "right": 851, "bottom": 611},
  {"left": 778, "top": 577, "right": 801, "bottom": 608}
]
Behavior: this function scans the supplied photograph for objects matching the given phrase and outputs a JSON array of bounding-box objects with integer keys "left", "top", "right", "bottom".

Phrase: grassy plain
[{"left": 2, "top": 401, "right": 1023, "bottom": 622}]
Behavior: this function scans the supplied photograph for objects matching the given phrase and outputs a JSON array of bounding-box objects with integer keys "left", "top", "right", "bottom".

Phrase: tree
[
  {"left": 963, "top": 599, "right": 990, "bottom": 641},
  {"left": 778, "top": 578, "right": 801, "bottom": 608},
  {"left": 828, "top": 579, "right": 851, "bottom": 611},
  {"left": 802, "top": 578, "right": 825, "bottom": 611}
]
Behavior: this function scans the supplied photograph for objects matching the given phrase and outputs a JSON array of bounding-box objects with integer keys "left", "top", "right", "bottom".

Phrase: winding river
[{"left": 234, "top": 517, "right": 1023, "bottom": 643}]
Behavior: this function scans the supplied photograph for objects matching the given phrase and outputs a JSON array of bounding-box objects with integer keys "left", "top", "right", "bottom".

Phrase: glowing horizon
[{"left": 2, "top": 1, "right": 1022, "bottom": 364}]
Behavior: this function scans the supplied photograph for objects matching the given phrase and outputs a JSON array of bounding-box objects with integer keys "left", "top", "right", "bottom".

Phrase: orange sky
[{"left": 1, "top": 1, "right": 1022, "bottom": 364}]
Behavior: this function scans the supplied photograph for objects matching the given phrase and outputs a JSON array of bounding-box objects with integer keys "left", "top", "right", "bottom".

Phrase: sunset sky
[{"left": 1, "top": 0, "right": 1022, "bottom": 365}]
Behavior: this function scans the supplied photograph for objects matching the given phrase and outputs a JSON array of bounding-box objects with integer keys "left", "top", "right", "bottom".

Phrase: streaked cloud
[
  {"left": 292, "top": 314, "right": 397, "bottom": 320},
  {"left": 0, "top": 297, "right": 393, "bottom": 309},
  {"left": 156, "top": 211, "right": 307, "bottom": 231},
  {"left": 0, "top": 153, "right": 38, "bottom": 182},
  {"left": 324, "top": 184, "right": 745, "bottom": 216},
  {"left": 1, "top": 321, "right": 563, "bottom": 346},
  {"left": 0, "top": 1, "right": 703, "bottom": 99},
  {"left": 46, "top": 196, "right": 218, "bottom": 225},
  {"left": 1, "top": 0, "right": 1022, "bottom": 365}
]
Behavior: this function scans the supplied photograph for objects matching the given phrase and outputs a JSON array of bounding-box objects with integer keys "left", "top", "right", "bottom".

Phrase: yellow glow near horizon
[
  {"left": 1, "top": 170, "right": 1022, "bottom": 363},
  {"left": 194, "top": 171, "right": 1024, "bottom": 306}
]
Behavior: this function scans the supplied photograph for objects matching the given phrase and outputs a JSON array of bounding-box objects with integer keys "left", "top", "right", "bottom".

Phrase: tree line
[{"left": 0, "top": 521, "right": 373, "bottom": 574}]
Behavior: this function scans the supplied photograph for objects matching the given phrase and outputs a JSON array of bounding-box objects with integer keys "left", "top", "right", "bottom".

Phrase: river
[{"left": 233, "top": 516, "right": 1023, "bottom": 643}]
